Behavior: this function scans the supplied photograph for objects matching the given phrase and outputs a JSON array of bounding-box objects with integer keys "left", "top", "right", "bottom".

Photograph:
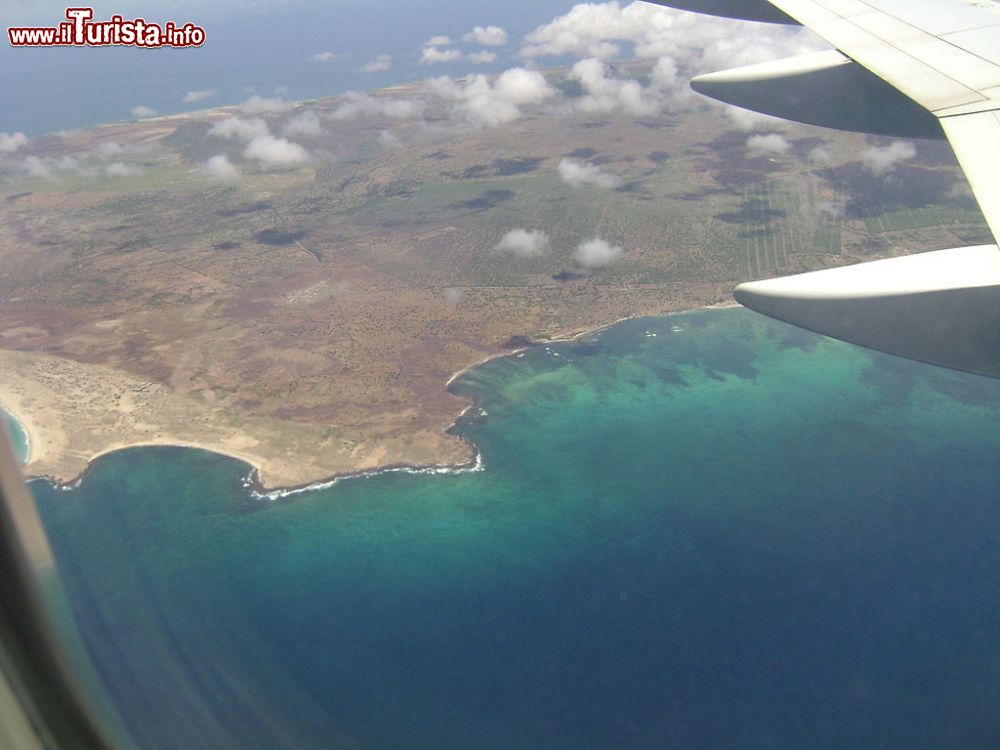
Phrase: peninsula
[{"left": 0, "top": 74, "right": 986, "bottom": 487}]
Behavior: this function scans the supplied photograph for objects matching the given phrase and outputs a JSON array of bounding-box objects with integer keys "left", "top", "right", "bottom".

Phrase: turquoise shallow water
[
  {"left": 2, "top": 408, "right": 29, "bottom": 465},
  {"left": 31, "top": 309, "right": 1000, "bottom": 749}
]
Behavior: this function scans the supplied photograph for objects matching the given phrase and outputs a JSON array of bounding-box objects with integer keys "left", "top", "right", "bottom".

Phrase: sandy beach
[
  {"left": 0, "top": 347, "right": 473, "bottom": 490},
  {"left": 0, "top": 382, "right": 54, "bottom": 470}
]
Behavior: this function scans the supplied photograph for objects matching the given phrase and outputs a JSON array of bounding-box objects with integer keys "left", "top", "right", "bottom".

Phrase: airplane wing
[{"left": 648, "top": 0, "right": 1000, "bottom": 378}]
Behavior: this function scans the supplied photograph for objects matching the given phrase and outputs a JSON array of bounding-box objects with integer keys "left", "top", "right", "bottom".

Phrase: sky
[{"left": 0, "top": 0, "right": 829, "bottom": 135}]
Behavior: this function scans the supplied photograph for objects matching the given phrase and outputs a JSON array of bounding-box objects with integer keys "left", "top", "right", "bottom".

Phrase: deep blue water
[
  {"left": 32, "top": 310, "right": 1000, "bottom": 749},
  {"left": 0, "top": 0, "right": 575, "bottom": 136}
]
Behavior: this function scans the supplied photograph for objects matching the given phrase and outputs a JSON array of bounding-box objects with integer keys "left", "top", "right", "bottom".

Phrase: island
[{"left": 0, "top": 69, "right": 988, "bottom": 488}]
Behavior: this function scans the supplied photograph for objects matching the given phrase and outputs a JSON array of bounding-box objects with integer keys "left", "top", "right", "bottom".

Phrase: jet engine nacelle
[
  {"left": 734, "top": 245, "right": 1000, "bottom": 378},
  {"left": 644, "top": 0, "right": 798, "bottom": 24},
  {"left": 692, "top": 51, "right": 944, "bottom": 140}
]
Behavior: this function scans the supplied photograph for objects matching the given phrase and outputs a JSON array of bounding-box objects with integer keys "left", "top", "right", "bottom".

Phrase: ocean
[
  {"left": 0, "top": 0, "right": 577, "bottom": 137},
  {"left": 2, "top": 408, "right": 29, "bottom": 465},
  {"left": 31, "top": 309, "right": 1000, "bottom": 749}
]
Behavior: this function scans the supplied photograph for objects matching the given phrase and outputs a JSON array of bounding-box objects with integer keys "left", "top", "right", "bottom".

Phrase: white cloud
[
  {"left": 94, "top": 141, "right": 125, "bottom": 157},
  {"left": 53, "top": 155, "right": 82, "bottom": 172},
  {"left": 360, "top": 53, "right": 392, "bottom": 73},
  {"left": 243, "top": 135, "right": 309, "bottom": 167},
  {"left": 0, "top": 132, "right": 29, "bottom": 153},
  {"left": 420, "top": 46, "right": 462, "bottom": 65},
  {"left": 383, "top": 100, "right": 424, "bottom": 119},
  {"left": 558, "top": 158, "right": 622, "bottom": 189},
  {"left": 443, "top": 287, "right": 463, "bottom": 304},
  {"left": 574, "top": 237, "right": 624, "bottom": 268},
  {"left": 311, "top": 50, "right": 340, "bottom": 62},
  {"left": 131, "top": 105, "right": 156, "bottom": 119},
  {"left": 650, "top": 56, "right": 678, "bottom": 89},
  {"left": 809, "top": 145, "right": 832, "bottom": 164},
  {"left": 283, "top": 111, "right": 323, "bottom": 138},
  {"left": 239, "top": 95, "right": 292, "bottom": 114},
  {"left": 495, "top": 228, "right": 550, "bottom": 257},
  {"left": 862, "top": 140, "right": 915, "bottom": 176},
  {"left": 21, "top": 154, "right": 100, "bottom": 180},
  {"left": 422, "top": 35, "right": 452, "bottom": 47},
  {"left": 427, "top": 67, "right": 557, "bottom": 129},
  {"left": 22, "top": 156, "right": 55, "bottom": 180},
  {"left": 746, "top": 132, "right": 791, "bottom": 157},
  {"left": 329, "top": 92, "right": 424, "bottom": 121},
  {"left": 816, "top": 199, "right": 845, "bottom": 220},
  {"left": 466, "top": 50, "right": 497, "bottom": 64},
  {"left": 105, "top": 162, "right": 142, "bottom": 177},
  {"left": 521, "top": 1, "right": 824, "bottom": 71},
  {"left": 378, "top": 130, "right": 402, "bottom": 148},
  {"left": 183, "top": 89, "right": 217, "bottom": 103},
  {"left": 202, "top": 154, "right": 240, "bottom": 181},
  {"left": 723, "top": 104, "right": 787, "bottom": 132},
  {"left": 462, "top": 25, "right": 508, "bottom": 46},
  {"left": 571, "top": 58, "right": 661, "bottom": 117},
  {"left": 209, "top": 116, "right": 270, "bottom": 141},
  {"left": 493, "top": 68, "right": 557, "bottom": 105}
]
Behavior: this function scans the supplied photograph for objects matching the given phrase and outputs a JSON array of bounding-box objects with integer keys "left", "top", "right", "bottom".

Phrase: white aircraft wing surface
[
  {"left": 648, "top": 0, "right": 1000, "bottom": 377},
  {"left": 765, "top": 0, "right": 1000, "bottom": 240}
]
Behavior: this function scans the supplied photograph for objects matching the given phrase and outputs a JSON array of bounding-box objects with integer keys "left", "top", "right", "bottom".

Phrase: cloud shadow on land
[
  {"left": 458, "top": 157, "right": 545, "bottom": 179},
  {"left": 552, "top": 270, "right": 587, "bottom": 282},
  {"left": 217, "top": 200, "right": 273, "bottom": 217},
  {"left": 254, "top": 228, "right": 307, "bottom": 246},
  {"left": 694, "top": 130, "right": 782, "bottom": 188},
  {"left": 816, "top": 163, "right": 959, "bottom": 218},
  {"left": 714, "top": 196, "right": 786, "bottom": 225},
  {"left": 450, "top": 189, "right": 516, "bottom": 210}
]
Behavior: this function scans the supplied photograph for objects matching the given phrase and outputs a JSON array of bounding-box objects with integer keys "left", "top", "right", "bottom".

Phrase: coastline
[
  {"left": 11, "top": 303, "right": 740, "bottom": 495},
  {"left": 1, "top": 403, "right": 31, "bottom": 464},
  {"left": 0, "top": 394, "right": 42, "bottom": 467}
]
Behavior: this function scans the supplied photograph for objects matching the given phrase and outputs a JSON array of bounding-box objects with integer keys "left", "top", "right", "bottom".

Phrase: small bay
[{"left": 32, "top": 309, "right": 1000, "bottom": 749}]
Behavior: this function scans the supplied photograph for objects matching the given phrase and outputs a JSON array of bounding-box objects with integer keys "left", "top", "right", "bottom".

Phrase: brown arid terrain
[{"left": 0, "top": 68, "right": 989, "bottom": 488}]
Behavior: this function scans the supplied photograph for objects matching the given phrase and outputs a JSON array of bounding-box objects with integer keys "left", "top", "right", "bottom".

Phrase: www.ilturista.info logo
[{"left": 8, "top": 7, "right": 206, "bottom": 47}]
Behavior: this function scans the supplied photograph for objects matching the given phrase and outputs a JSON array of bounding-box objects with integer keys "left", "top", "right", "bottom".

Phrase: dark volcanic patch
[
  {"left": 502, "top": 335, "right": 543, "bottom": 349},
  {"left": 565, "top": 147, "right": 598, "bottom": 159},
  {"left": 213, "top": 241, "right": 242, "bottom": 251},
  {"left": 648, "top": 150, "right": 671, "bottom": 163}
]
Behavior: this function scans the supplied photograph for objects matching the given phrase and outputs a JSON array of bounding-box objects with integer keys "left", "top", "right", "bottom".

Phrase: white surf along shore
[{"left": 6, "top": 305, "right": 740, "bottom": 497}]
